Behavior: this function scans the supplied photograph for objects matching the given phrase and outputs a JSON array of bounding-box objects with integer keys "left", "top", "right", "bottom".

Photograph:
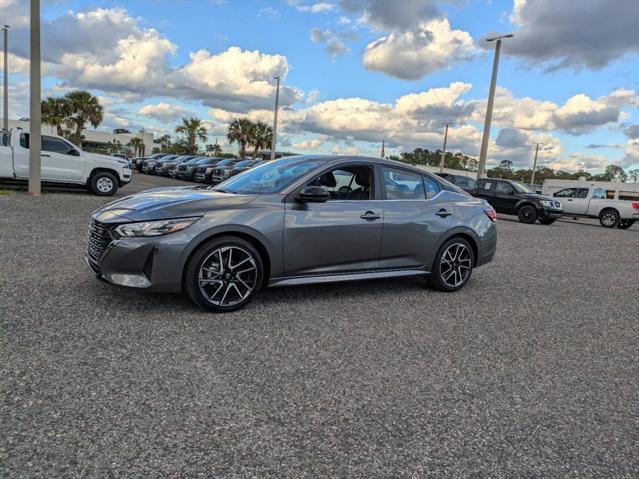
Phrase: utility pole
[
  {"left": 29, "top": 0, "right": 41, "bottom": 196},
  {"left": 530, "top": 143, "right": 540, "bottom": 188},
  {"left": 2, "top": 25, "right": 8, "bottom": 131},
  {"left": 270, "top": 76, "right": 280, "bottom": 161},
  {"left": 439, "top": 123, "right": 450, "bottom": 173},
  {"left": 476, "top": 33, "right": 513, "bottom": 181}
]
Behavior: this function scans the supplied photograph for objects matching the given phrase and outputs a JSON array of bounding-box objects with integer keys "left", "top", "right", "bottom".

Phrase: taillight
[
  {"left": 632, "top": 202, "right": 639, "bottom": 210},
  {"left": 484, "top": 207, "right": 497, "bottom": 222}
]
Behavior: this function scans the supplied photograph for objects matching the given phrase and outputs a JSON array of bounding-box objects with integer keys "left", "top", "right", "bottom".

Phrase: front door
[
  {"left": 283, "top": 164, "right": 383, "bottom": 277},
  {"left": 553, "top": 188, "right": 578, "bottom": 214},
  {"left": 380, "top": 167, "right": 452, "bottom": 270}
]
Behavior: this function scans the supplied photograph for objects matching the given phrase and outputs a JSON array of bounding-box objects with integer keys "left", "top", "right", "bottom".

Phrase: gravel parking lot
[{"left": 1, "top": 173, "right": 638, "bottom": 477}]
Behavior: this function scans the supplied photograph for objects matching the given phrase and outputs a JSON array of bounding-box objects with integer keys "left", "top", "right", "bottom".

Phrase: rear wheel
[
  {"left": 184, "top": 236, "right": 264, "bottom": 312},
  {"left": 429, "top": 237, "right": 475, "bottom": 292},
  {"left": 617, "top": 219, "right": 635, "bottom": 229},
  {"left": 517, "top": 204, "right": 537, "bottom": 224},
  {"left": 89, "top": 171, "right": 118, "bottom": 196},
  {"left": 599, "top": 209, "right": 619, "bottom": 228},
  {"left": 539, "top": 218, "right": 556, "bottom": 225}
]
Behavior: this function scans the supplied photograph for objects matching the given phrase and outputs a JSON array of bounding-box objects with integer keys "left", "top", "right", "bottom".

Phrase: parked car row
[{"left": 131, "top": 153, "right": 262, "bottom": 185}]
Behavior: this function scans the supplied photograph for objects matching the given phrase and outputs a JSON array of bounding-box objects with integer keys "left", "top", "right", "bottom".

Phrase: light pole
[
  {"left": 2, "top": 24, "right": 8, "bottom": 131},
  {"left": 29, "top": 0, "right": 41, "bottom": 196},
  {"left": 439, "top": 123, "right": 451, "bottom": 173},
  {"left": 476, "top": 33, "right": 513, "bottom": 181},
  {"left": 530, "top": 142, "right": 540, "bottom": 187},
  {"left": 270, "top": 76, "right": 280, "bottom": 161}
]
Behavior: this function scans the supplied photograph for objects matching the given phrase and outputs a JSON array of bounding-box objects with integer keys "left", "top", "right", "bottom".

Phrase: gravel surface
[{"left": 1, "top": 173, "right": 638, "bottom": 477}]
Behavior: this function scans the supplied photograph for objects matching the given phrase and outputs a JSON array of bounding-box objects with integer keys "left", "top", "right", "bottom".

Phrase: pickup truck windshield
[{"left": 511, "top": 181, "right": 534, "bottom": 194}]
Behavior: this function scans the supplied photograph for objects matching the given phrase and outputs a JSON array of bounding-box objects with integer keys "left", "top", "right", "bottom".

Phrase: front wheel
[
  {"left": 184, "top": 236, "right": 264, "bottom": 312},
  {"left": 599, "top": 209, "right": 619, "bottom": 228},
  {"left": 539, "top": 218, "right": 556, "bottom": 225},
  {"left": 617, "top": 219, "right": 635, "bottom": 229},
  {"left": 517, "top": 204, "right": 538, "bottom": 224},
  {"left": 89, "top": 171, "right": 118, "bottom": 196},
  {"left": 429, "top": 237, "right": 475, "bottom": 292}
]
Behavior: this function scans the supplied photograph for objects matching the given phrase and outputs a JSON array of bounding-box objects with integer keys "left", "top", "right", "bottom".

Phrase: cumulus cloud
[
  {"left": 138, "top": 103, "right": 193, "bottom": 122},
  {"left": 6, "top": 6, "right": 301, "bottom": 113},
  {"left": 624, "top": 124, "right": 639, "bottom": 139},
  {"left": 505, "top": 0, "right": 639, "bottom": 70},
  {"left": 340, "top": 0, "right": 440, "bottom": 31},
  {"left": 363, "top": 19, "right": 476, "bottom": 80},
  {"left": 289, "top": 0, "right": 336, "bottom": 13},
  {"left": 292, "top": 138, "right": 326, "bottom": 150},
  {"left": 310, "top": 28, "right": 358, "bottom": 57}
]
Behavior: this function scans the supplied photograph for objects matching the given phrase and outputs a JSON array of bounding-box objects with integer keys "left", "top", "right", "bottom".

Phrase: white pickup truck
[
  {"left": 1, "top": 129, "right": 132, "bottom": 196},
  {"left": 552, "top": 186, "right": 639, "bottom": 229}
]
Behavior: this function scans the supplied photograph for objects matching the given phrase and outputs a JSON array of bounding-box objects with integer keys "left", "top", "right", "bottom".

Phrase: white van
[
  {"left": 1, "top": 129, "right": 132, "bottom": 196},
  {"left": 542, "top": 180, "right": 639, "bottom": 229}
]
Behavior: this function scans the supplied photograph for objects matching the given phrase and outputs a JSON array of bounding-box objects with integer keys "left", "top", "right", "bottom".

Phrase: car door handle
[
  {"left": 360, "top": 211, "right": 381, "bottom": 221},
  {"left": 567, "top": 199, "right": 573, "bottom": 201},
  {"left": 41, "top": 153, "right": 50, "bottom": 157},
  {"left": 435, "top": 209, "right": 452, "bottom": 218}
]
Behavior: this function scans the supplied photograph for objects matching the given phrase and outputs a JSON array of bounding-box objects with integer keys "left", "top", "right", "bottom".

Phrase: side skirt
[{"left": 268, "top": 268, "right": 429, "bottom": 288}]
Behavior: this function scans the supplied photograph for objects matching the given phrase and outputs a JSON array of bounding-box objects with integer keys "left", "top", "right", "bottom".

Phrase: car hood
[
  {"left": 520, "top": 192, "right": 555, "bottom": 202},
  {"left": 93, "top": 186, "right": 257, "bottom": 223},
  {"left": 86, "top": 152, "right": 130, "bottom": 167}
]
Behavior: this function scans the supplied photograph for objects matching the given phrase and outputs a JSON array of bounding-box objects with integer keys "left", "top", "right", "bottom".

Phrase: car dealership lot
[{"left": 1, "top": 174, "right": 637, "bottom": 477}]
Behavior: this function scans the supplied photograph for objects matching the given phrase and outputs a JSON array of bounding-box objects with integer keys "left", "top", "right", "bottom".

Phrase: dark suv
[
  {"left": 473, "top": 178, "right": 563, "bottom": 224},
  {"left": 435, "top": 173, "right": 476, "bottom": 194}
]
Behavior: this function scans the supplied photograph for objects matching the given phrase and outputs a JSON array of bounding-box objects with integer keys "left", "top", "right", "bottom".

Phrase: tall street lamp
[
  {"left": 29, "top": 0, "right": 41, "bottom": 196},
  {"left": 270, "top": 76, "right": 280, "bottom": 161},
  {"left": 530, "top": 142, "right": 540, "bottom": 187},
  {"left": 439, "top": 123, "right": 451, "bottom": 173},
  {"left": 2, "top": 24, "right": 8, "bottom": 131},
  {"left": 476, "top": 33, "right": 513, "bottom": 181}
]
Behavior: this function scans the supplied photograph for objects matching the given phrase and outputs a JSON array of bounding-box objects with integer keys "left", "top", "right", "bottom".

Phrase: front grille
[
  {"left": 178, "top": 164, "right": 187, "bottom": 171},
  {"left": 86, "top": 218, "right": 114, "bottom": 262}
]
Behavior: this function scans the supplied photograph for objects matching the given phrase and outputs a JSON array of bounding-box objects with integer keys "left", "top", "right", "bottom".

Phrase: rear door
[
  {"left": 380, "top": 167, "right": 452, "bottom": 270},
  {"left": 568, "top": 188, "right": 590, "bottom": 214},
  {"left": 492, "top": 181, "right": 518, "bottom": 213},
  {"left": 474, "top": 179, "right": 495, "bottom": 206}
]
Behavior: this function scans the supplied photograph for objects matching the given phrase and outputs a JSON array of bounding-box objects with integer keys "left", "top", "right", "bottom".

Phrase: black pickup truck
[{"left": 472, "top": 178, "right": 563, "bottom": 225}]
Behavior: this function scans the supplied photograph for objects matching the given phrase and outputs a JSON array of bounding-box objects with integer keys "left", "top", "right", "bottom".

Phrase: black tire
[
  {"left": 429, "top": 237, "right": 475, "bottom": 293},
  {"left": 599, "top": 209, "right": 619, "bottom": 228},
  {"left": 89, "top": 171, "right": 118, "bottom": 196},
  {"left": 539, "top": 218, "right": 556, "bottom": 225},
  {"left": 517, "top": 204, "right": 538, "bottom": 224},
  {"left": 617, "top": 219, "right": 635, "bottom": 230},
  {"left": 184, "top": 236, "right": 264, "bottom": 312}
]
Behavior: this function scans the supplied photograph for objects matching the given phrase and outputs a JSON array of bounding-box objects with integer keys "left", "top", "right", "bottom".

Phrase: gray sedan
[{"left": 86, "top": 156, "right": 497, "bottom": 312}]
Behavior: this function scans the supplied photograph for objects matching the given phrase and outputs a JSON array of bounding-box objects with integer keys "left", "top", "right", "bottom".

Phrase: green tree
[
  {"left": 227, "top": 118, "right": 253, "bottom": 159},
  {"left": 628, "top": 169, "right": 639, "bottom": 183},
  {"left": 206, "top": 142, "right": 223, "bottom": 156},
  {"left": 602, "top": 164, "right": 628, "bottom": 182},
  {"left": 249, "top": 121, "right": 273, "bottom": 160},
  {"left": 41, "top": 97, "right": 71, "bottom": 136},
  {"left": 65, "top": 90, "right": 104, "bottom": 146},
  {"left": 129, "top": 137, "right": 145, "bottom": 157},
  {"left": 175, "top": 117, "right": 208, "bottom": 154}
]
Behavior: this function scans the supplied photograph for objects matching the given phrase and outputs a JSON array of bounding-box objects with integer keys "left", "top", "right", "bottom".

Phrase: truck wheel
[
  {"left": 617, "top": 219, "right": 634, "bottom": 229},
  {"left": 517, "top": 204, "right": 537, "bottom": 224},
  {"left": 90, "top": 171, "right": 118, "bottom": 196},
  {"left": 599, "top": 209, "right": 619, "bottom": 228},
  {"left": 539, "top": 218, "right": 556, "bottom": 225}
]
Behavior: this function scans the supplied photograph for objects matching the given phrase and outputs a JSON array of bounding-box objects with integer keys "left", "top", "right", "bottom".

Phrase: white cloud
[
  {"left": 292, "top": 138, "right": 326, "bottom": 150},
  {"left": 289, "top": 0, "right": 336, "bottom": 13},
  {"left": 310, "top": 28, "right": 358, "bottom": 57},
  {"left": 138, "top": 103, "right": 193, "bottom": 122},
  {"left": 363, "top": 19, "right": 476, "bottom": 80}
]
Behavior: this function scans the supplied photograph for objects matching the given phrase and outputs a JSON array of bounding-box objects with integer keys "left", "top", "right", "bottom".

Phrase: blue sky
[{"left": 3, "top": 0, "right": 639, "bottom": 172}]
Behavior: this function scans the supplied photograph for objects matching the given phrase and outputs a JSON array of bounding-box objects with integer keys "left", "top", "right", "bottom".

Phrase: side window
[
  {"left": 576, "top": 188, "right": 589, "bottom": 199},
  {"left": 307, "top": 165, "right": 373, "bottom": 201},
  {"left": 554, "top": 188, "right": 576, "bottom": 198},
  {"left": 42, "top": 136, "right": 77, "bottom": 155},
  {"left": 605, "top": 190, "right": 616, "bottom": 200},
  {"left": 478, "top": 180, "right": 492, "bottom": 191},
  {"left": 619, "top": 191, "right": 639, "bottom": 201},
  {"left": 592, "top": 188, "right": 605, "bottom": 199},
  {"left": 383, "top": 168, "right": 425, "bottom": 200},
  {"left": 20, "top": 133, "right": 29, "bottom": 148},
  {"left": 423, "top": 176, "right": 441, "bottom": 199},
  {"left": 495, "top": 182, "right": 514, "bottom": 194}
]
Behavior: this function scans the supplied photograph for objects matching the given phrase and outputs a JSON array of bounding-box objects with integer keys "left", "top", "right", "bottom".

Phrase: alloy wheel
[
  {"left": 601, "top": 212, "right": 617, "bottom": 227},
  {"left": 96, "top": 177, "right": 114, "bottom": 193},
  {"left": 198, "top": 246, "right": 258, "bottom": 307},
  {"left": 440, "top": 243, "right": 472, "bottom": 288}
]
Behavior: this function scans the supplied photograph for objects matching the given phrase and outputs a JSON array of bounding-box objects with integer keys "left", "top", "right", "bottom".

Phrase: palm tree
[
  {"left": 129, "top": 137, "right": 145, "bottom": 157},
  {"left": 65, "top": 90, "right": 104, "bottom": 146},
  {"left": 227, "top": 118, "right": 253, "bottom": 159},
  {"left": 41, "top": 97, "right": 71, "bottom": 136},
  {"left": 175, "top": 117, "right": 208, "bottom": 154},
  {"left": 249, "top": 121, "right": 273, "bottom": 160},
  {"left": 206, "top": 141, "right": 223, "bottom": 156}
]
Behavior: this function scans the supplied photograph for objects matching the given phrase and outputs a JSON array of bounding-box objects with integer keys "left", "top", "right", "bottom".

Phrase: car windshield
[
  {"left": 215, "top": 157, "right": 325, "bottom": 194},
  {"left": 511, "top": 181, "right": 534, "bottom": 194},
  {"left": 235, "top": 160, "right": 255, "bottom": 167}
]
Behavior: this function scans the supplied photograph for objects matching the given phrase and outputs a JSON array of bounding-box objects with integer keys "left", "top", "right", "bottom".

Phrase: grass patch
[{"left": 0, "top": 189, "right": 14, "bottom": 195}]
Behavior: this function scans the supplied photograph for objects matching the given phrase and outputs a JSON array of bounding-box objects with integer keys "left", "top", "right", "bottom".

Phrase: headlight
[
  {"left": 205, "top": 167, "right": 214, "bottom": 173},
  {"left": 538, "top": 200, "right": 554, "bottom": 208},
  {"left": 114, "top": 217, "right": 200, "bottom": 237}
]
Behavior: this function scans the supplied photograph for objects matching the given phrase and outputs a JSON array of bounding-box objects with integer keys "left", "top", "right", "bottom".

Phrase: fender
[{"left": 431, "top": 225, "right": 482, "bottom": 270}]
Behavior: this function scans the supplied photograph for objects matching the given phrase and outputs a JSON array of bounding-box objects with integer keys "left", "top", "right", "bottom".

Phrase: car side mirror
[
  {"left": 508, "top": 189, "right": 515, "bottom": 195},
  {"left": 295, "top": 186, "right": 330, "bottom": 203},
  {"left": 68, "top": 149, "right": 80, "bottom": 156}
]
